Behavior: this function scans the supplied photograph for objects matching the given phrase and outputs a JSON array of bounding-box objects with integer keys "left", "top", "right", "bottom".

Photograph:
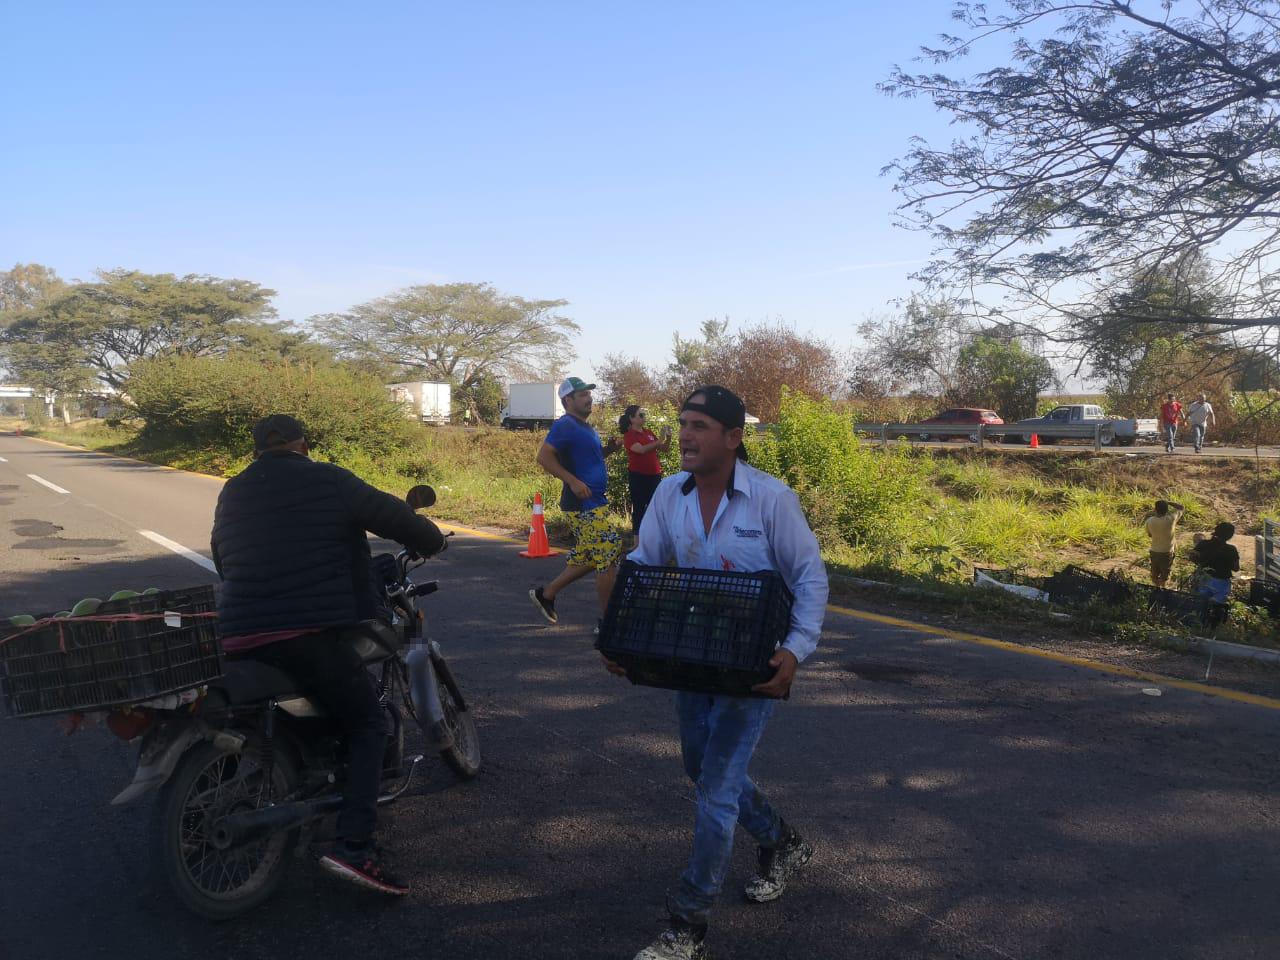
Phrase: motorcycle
[{"left": 111, "top": 484, "right": 480, "bottom": 919}]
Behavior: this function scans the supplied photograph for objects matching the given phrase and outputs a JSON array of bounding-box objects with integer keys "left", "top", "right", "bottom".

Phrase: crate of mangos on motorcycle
[
  {"left": 596, "top": 562, "right": 794, "bottom": 698},
  {"left": 0, "top": 585, "right": 223, "bottom": 718}
]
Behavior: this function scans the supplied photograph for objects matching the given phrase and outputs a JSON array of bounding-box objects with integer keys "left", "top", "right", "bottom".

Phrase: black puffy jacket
[{"left": 210, "top": 451, "right": 445, "bottom": 639}]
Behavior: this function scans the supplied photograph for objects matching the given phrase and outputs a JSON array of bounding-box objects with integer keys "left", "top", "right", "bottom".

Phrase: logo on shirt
[{"left": 733, "top": 526, "right": 763, "bottom": 539}]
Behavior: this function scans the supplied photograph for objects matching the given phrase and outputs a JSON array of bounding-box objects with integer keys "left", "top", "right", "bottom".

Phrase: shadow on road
[{"left": 0, "top": 538, "right": 1277, "bottom": 960}]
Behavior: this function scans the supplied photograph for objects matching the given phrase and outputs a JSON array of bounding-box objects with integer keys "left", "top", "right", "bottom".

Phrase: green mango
[
  {"left": 8, "top": 615, "right": 36, "bottom": 626},
  {"left": 142, "top": 587, "right": 161, "bottom": 595},
  {"left": 70, "top": 598, "right": 102, "bottom": 617},
  {"left": 108, "top": 590, "right": 139, "bottom": 602},
  {"left": 53, "top": 611, "right": 71, "bottom": 618}
]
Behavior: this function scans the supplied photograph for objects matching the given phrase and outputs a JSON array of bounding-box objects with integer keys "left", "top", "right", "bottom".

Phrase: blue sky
[{"left": 3, "top": 1, "right": 961, "bottom": 379}]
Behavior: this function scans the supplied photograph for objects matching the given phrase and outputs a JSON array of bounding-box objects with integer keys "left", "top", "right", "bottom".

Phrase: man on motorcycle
[{"left": 210, "top": 414, "right": 446, "bottom": 895}]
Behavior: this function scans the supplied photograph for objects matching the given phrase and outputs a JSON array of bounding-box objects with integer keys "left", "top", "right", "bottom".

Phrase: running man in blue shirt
[{"left": 529, "top": 377, "right": 625, "bottom": 627}]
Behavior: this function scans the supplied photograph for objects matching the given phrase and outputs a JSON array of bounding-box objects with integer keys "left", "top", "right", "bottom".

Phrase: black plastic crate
[
  {"left": 0, "top": 586, "right": 223, "bottom": 718},
  {"left": 1249, "top": 580, "right": 1280, "bottom": 617},
  {"left": 1046, "top": 566, "right": 1131, "bottom": 606},
  {"left": 596, "top": 563, "right": 794, "bottom": 698},
  {"left": 1143, "top": 585, "right": 1222, "bottom": 628}
]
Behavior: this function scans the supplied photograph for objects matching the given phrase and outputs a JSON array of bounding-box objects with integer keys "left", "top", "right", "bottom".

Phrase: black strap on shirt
[{"left": 681, "top": 465, "right": 737, "bottom": 500}]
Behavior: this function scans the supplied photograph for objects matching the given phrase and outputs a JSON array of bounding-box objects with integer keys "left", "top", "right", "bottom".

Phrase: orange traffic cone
[
  {"left": 1029, "top": 433, "right": 1039, "bottom": 449},
  {"left": 519, "top": 493, "right": 560, "bottom": 558}
]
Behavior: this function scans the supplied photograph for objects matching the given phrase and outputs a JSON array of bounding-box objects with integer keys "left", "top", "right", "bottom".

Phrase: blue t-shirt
[{"left": 545, "top": 414, "right": 608, "bottom": 512}]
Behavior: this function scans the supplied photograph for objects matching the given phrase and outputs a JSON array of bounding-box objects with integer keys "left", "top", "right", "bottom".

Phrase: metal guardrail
[{"left": 852, "top": 422, "right": 1116, "bottom": 451}]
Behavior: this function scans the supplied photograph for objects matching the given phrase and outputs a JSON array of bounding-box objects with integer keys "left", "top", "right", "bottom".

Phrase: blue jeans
[
  {"left": 1192, "top": 423, "right": 1205, "bottom": 451},
  {"left": 1164, "top": 422, "right": 1178, "bottom": 450},
  {"left": 669, "top": 693, "right": 783, "bottom": 927},
  {"left": 1198, "top": 577, "right": 1231, "bottom": 603}
]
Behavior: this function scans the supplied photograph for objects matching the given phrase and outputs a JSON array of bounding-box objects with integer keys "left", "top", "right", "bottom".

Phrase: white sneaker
[
  {"left": 633, "top": 926, "right": 709, "bottom": 960},
  {"left": 744, "top": 826, "right": 814, "bottom": 903}
]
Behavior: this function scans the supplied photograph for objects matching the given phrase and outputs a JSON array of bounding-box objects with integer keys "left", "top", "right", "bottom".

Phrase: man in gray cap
[{"left": 529, "top": 376, "right": 625, "bottom": 628}]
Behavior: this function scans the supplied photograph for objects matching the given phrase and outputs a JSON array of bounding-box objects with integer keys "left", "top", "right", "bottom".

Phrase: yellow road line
[
  {"left": 439, "top": 521, "right": 1280, "bottom": 710},
  {"left": 827, "top": 603, "right": 1280, "bottom": 711},
  {"left": 437, "top": 521, "right": 525, "bottom": 544}
]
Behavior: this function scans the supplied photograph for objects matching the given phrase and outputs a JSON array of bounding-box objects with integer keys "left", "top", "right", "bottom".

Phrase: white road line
[
  {"left": 27, "top": 473, "right": 70, "bottom": 495},
  {"left": 138, "top": 530, "right": 218, "bottom": 573}
]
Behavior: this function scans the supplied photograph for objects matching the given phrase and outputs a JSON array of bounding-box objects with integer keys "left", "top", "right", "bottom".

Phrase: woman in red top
[{"left": 618, "top": 405, "right": 670, "bottom": 535}]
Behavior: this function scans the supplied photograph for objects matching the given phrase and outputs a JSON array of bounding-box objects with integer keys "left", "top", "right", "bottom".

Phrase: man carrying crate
[{"left": 608, "top": 386, "right": 829, "bottom": 960}]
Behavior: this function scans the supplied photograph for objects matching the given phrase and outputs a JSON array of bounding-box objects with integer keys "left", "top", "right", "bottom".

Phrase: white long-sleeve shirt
[{"left": 627, "top": 461, "right": 829, "bottom": 663}]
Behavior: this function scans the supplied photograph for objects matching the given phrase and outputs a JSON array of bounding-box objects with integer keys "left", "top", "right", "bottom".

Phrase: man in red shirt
[{"left": 1159, "top": 393, "right": 1185, "bottom": 453}]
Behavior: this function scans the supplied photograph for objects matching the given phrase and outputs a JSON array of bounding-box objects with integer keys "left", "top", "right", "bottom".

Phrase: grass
[
  {"left": 12, "top": 415, "right": 1280, "bottom": 651},
  {"left": 9, "top": 417, "right": 1248, "bottom": 565}
]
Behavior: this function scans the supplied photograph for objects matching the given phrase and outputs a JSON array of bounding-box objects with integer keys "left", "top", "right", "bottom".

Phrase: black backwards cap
[
  {"left": 682, "top": 385, "right": 750, "bottom": 462},
  {"left": 252, "top": 414, "right": 306, "bottom": 453}
]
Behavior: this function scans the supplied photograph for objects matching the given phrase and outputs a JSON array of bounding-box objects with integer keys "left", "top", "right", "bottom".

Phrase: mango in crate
[
  {"left": 143, "top": 587, "right": 161, "bottom": 595},
  {"left": 108, "top": 590, "right": 139, "bottom": 601},
  {"left": 70, "top": 598, "right": 102, "bottom": 616},
  {"left": 53, "top": 611, "right": 71, "bottom": 618},
  {"left": 8, "top": 614, "right": 36, "bottom": 626}
]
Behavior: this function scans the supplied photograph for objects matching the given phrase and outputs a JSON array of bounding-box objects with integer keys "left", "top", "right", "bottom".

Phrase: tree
[
  {"left": 884, "top": 0, "right": 1280, "bottom": 369},
  {"left": 230, "top": 321, "right": 338, "bottom": 367},
  {"left": 595, "top": 352, "right": 667, "bottom": 406},
  {"left": 453, "top": 371, "right": 507, "bottom": 424},
  {"left": 0, "top": 290, "right": 97, "bottom": 423},
  {"left": 664, "top": 318, "right": 731, "bottom": 398},
  {"left": 853, "top": 298, "right": 976, "bottom": 397},
  {"left": 1082, "top": 254, "right": 1230, "bottom": 402},
  {"left": 698, "top": 322, "right": 846, "bottom": 422},
  {"left": 313, "top": 282, "right": 578, "bottom": 391},
  {"left": 0, "top": 263, "right": 67, "bottom": 382},
  {"left": 0, "top": 263, "right": 65, "bottom": 316},
  {"left": 0, "top": 269, "right": 277, "bottom": 390},
  {"left": 949, "top": 336, "right": 1056, "bottom": 420}
]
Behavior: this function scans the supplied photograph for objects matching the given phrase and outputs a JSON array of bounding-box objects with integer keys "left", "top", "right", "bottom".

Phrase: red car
[{"left": 916, "top": 407, "right": 1004, "bottom": 441}]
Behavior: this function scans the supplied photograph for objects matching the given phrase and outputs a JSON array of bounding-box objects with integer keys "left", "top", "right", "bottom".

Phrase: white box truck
[
  {"left": 502, "top": 382, "right": 560, "bottom": 430},
  {"left": 388, "top": 381, "right": 451, "bottom": 424}
]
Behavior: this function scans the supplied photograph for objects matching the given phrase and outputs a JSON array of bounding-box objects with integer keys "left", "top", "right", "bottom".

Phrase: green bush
[
  {"left": 764, "top": 391, "right": 927, "bottom": 553},
  {"left": 126, "top": 354, "right": 413, "bottom": 465}
]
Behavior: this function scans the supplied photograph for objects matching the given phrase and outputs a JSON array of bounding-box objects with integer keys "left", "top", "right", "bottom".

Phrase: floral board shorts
[{"left": 566, "top": 507, "right": 623, "bottom": 571}]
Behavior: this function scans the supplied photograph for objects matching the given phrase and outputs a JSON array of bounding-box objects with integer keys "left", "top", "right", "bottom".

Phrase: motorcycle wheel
[
  {"left": 436, "top": 673, "right": 482, "bottom": 780},
  {"left": 156, "top": 740, "right": 297, "bottom": 920}
]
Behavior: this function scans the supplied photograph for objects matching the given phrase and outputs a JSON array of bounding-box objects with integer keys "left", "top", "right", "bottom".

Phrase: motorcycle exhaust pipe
[
  {"left": 210, "top": 755, "right": 425, "bottom": 851},
  {"left": 211, "top": 797, "right": 340, "bottom": 850}
]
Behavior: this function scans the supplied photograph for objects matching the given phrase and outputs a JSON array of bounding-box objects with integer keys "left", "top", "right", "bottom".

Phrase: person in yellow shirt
[{"left": 1143, "top": 499, "right": 1184, "bottom": 588}]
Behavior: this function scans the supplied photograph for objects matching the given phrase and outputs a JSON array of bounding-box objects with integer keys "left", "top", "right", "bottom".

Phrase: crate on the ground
[
  {"left": 0, "top": 586, "right": 222, "bottom": 718},
  {"left": 1249, "top": 579, "right": 1280, "bottom": 618},
  {"left": 1045, "top": 565, "right": 1131, "bottom": 606},
  {"left": 596, "top": 562, "right": 794, "bottom": 698},
  {"left": 1143, "top": 585, "right": 1222, "bottom": 628}
]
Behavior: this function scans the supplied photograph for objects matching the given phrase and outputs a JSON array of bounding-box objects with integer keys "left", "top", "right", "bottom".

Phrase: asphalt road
[{"left": 1, "top": 433, "right": 1277, "bottom": 960}]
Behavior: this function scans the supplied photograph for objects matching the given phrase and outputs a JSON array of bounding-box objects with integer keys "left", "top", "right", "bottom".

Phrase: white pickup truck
[{"left": 1012, "top": 403, "right": 1159, "bottom": 446}]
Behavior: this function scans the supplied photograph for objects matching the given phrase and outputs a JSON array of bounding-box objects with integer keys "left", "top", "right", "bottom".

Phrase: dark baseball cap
[
  {"left": 682, "top": 385, "right": 750, "bottom": 461},
  {"left": 252, "top": 414, "right": 306, "bottom": 453}
]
